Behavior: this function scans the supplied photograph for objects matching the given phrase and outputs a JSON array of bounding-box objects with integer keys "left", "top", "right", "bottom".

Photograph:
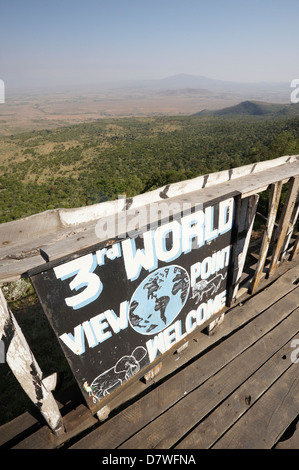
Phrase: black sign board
[{"left": 30, "top": 195, "right": 236, "bottom": 414}]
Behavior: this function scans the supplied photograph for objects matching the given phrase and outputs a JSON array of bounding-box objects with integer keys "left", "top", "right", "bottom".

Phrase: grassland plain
[{"left": 0, "top": 90, "right": 242, "bottom": 136}]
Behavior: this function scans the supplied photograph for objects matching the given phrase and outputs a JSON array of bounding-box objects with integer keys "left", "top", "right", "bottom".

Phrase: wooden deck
[{"left": 1, "top": 257, "right": 298, "bottom": 450}]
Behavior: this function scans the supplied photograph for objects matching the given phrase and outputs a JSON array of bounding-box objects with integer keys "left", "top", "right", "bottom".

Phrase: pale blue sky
[{"left": 0, "top": 0, "right": 298, "bottom": 90}]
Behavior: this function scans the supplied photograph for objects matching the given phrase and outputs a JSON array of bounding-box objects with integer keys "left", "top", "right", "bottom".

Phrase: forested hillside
[
  {"left": 0, "top": 113, "right": 299, "bottom": 223},
  {"left": 196, "top": 101, "right": 299, "bottom": 117}
]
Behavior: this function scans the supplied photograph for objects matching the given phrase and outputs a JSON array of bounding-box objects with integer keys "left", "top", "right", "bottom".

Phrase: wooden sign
[{"left": 29, "top": 195, "right": 235, "bottom": 414}]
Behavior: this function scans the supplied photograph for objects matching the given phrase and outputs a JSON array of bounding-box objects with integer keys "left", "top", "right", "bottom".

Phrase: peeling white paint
[
  {"left": 58, "top": 155, "right": 299, "bottom": 226},
  {"left": 0, "top": 288, "right": 65, "bottom": 435}
]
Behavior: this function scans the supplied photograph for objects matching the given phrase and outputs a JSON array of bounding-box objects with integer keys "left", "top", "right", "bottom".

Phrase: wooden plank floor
[{"left": 1, "top": 260, "right": 299, "bottom": 450}]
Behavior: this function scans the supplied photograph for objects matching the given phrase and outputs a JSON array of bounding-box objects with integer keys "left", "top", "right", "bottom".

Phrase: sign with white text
[{"left": 30, "top": 196, "right": 235, "bottom": 413}]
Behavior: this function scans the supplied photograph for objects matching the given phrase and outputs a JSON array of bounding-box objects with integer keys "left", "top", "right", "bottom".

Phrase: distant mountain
[
  {"left": 10, "top": 73, "right": 290, "bottom": 101},
  {"left": 157, "top": 88, "right": 210, "bottom": 96},
  {"left": 98, "top": 74, "right": 288, "bottom": 92},
  {"left": 95, "top": 74, "right": 290, "bottom": 103},
  {"left": 154, "top": 73, "right": 231, "bottom": 89},
  {"left": 195, "top": 100, "right": 299, "bottom": 117},
  {"left": 91, "top": 73, "right": 232, "bottom": 91}
]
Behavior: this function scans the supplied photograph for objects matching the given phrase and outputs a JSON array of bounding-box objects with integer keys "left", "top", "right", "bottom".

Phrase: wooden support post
[
  {"left": 250, "top": 182, "right": 282, "bottom": 295},
  {"left": 0, "top": 288, "right": 65, "bottom": 436},
  {"left": 227, "top": 194, "right": 259, "bottom": 306},
  {"left": 280, "top": 200, "right": 299, "bottom": 261},
  {"left": 96, "top": 406, "right": 111, "bottom": 422},
  {"left": 226, "top": 195, "right": 241, "bottom": 307},
  {"left": 207, "top": 313, "right": 225, "bottom": 335},
  {"left": 143, "top": 362, "right": 163, "bottom": 383},
  {"left": 268, "top": 177, "right": 299, "bottom": 278}
]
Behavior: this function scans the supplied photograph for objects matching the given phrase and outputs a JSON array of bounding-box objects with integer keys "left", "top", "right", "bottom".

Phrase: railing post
[
  {"left": 0, "top": 288, "right": 65, "bottom": 435},
  {"left": 281, "top": 197, "right": 299, "bottom": 262},
  {"left": 268, "top": 176, "right": 299, "bottom": 277},
  {"left": 227, "top": 194, "right": 259, "bottom": 306},
  {"left": 250, "top": 181, "right": 283, "bottom": 294}
]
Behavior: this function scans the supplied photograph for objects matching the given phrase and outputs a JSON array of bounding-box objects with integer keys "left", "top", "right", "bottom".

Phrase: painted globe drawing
[{"left": 129, "top": 265, "right": 190, "bottom": 335}]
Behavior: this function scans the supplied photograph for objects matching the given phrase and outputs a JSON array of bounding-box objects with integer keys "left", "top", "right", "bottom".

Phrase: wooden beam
[
  {"left": 0, "top": 288, "right": 65, "bottom": 436},
  {"left": 227, "top": 194, "right": 259, "bottom": 306},
  {"left": 281, "top": 199, "right": 299, "bottom": 261},
  {"left": 226, "top": 195, "right": 242, "bottom": 307},
  {"left": 268, "top": 177, "right": 299, "bottom": 277},
  {"left": 250, "top": 182, "right": 283, "bottom": 295}
]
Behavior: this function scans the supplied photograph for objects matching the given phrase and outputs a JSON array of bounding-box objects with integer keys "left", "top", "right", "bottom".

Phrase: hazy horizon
[
  {"left": 1, "top": 0, "right": 298, "bottom": 94},
  {"left": 4, "top": 72, "right": 292, "bottom": 94}
]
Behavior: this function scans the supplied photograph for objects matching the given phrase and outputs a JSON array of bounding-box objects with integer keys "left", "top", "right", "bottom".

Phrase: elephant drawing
[{"left": 87, "top": 346, "right": 147, "bottom": 401}]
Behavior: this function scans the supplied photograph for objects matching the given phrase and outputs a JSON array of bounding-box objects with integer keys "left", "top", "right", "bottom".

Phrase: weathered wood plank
[
  {"left": 212, "top": 363, "right": 299, "bottom": 449},
  {"left": 12, "top": 403, "right": 97, "bottom": 449},
  {"left": 0, "top": 289, "right": 64, "bottom": 436},
  {"left": 70, "top": 284, "right": 299, "bottom": 449},
  {"left": 0, "top": 255, "right": 46, "bottom": 283},
  {"left": 0, "top": 210, "right": 62, "bottom": 250},
  {"left": 280, "top": 193, "right": 299, "bottom": 262},
  {"left": 225, "top": 194, "right": 242, "bottom": 306},
  {"left": 175, "top": 336, "right": 297, "bottom": 449},
  {"left": 250, "top": 182, "right": 283, "bottom": 294},
  {"left": 0, "top": 382, "right": 84, "bottom": 448},
  {"left": 227, "top": 194, "right": 259, "bottom": 304},
  {"left": 0, "top": 412, "right": 41, "bottom": 448},
  {"left": 119, "top": 304, "right": 299, "bottom": 449}
]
